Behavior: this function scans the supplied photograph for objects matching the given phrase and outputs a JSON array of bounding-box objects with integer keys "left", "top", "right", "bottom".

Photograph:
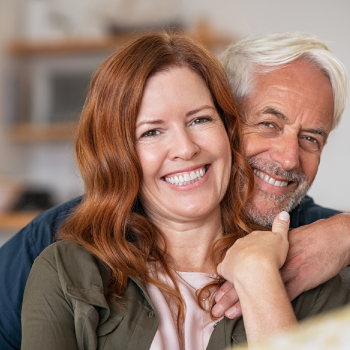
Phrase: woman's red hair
[{"left": 60, "top": 31, "right": 255, "bottom": 327}]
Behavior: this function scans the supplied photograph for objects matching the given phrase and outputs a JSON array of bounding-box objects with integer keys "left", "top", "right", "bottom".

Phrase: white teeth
[
  {"left": 164, "top": 167, "right": 207, "bottom": 186},
  {"left": 253, "top": 169, "right": 288, "bottom": 187}
]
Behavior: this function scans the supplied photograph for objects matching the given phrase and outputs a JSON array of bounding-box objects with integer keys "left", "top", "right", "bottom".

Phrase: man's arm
[
  {"left": 212, "top": 212, "right": 350, "bottom": 319},
  {"left": 282, "top": 212, "right": 350, "bottom": 299},
  {"left": 0, "top": 197, "right": 82, "bottom": 350}
]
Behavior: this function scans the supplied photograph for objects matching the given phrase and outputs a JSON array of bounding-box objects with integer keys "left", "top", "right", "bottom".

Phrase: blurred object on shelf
[
  {"left": 0, "top": 186, "right": 54, "bottom": 233},
  {"left": 11, "top": 188, "right": 54, "bottom": 212},
  {"left": 23, "top": 0, "right": 63, "bottom": 40},
  {"left": 100, "top": 0, "right": 182, "bottom": 34}
]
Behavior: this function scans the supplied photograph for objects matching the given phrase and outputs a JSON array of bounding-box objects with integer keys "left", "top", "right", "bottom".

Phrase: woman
[{"left": 21, "top": 32, "right": 350, "bottom": 349}]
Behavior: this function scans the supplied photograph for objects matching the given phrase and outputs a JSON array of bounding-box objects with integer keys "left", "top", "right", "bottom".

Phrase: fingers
[
  {"left": 272, "top": 211, "right": 290, "bottom": 238},
  {"left": 215, "top": 281, "right": 234, "bottom": 302},
  {"left": 212, "top": 283, "right": 239, "bottom": 318},
  {"left": 225, "top": 301, "right": 242, "bottom": 319}
]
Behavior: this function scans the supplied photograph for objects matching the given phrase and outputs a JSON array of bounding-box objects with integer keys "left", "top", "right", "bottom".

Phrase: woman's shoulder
[
  {"left": 39, "top": 239, "right": 93, "bottom": 262},
  {"left": 34, "top": 240, "right": 111, "bottom": 293}
]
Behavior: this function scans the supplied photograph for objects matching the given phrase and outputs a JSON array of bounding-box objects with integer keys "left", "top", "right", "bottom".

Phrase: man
[
  {"left": 0, "top": 32, "right": 349, "bottom": 349},
  {"left": 212, "top": 31, "right": 350, "bottom": 319}
]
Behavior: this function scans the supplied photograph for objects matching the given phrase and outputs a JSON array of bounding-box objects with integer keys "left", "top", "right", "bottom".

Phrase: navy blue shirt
[{"left": 0, "top": 195, "right": 340, "bottom": 349}]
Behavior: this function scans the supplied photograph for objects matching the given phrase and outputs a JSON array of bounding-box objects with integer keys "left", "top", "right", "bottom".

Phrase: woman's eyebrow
[
  {"left": 186, "top": 105, "right": 216, "bottom": 117},
  {"left": 136, "top": 119, "right": 164, "bottom": 129}
]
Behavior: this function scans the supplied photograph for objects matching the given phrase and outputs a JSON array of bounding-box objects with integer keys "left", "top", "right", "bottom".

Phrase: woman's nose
[{"left": 168, "top": 129, "right": 200, "bottom": 161}]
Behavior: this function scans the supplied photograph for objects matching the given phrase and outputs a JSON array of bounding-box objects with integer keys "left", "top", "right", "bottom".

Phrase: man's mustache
[{"left": 246, "top": 156, "right": 307, "bottom": 184}]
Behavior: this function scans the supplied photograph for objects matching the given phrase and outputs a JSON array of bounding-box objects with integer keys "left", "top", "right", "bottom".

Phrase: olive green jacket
[{"left": 21, "top": 241, "right": 350, "bottom": 350}]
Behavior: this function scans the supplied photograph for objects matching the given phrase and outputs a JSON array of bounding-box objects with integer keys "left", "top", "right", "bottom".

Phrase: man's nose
[
  {"left": 168, "top": 129, "right": 200, "bottom": 161},
  {"left": 270, "top": 134, "right": 300, "bottom": 171}
]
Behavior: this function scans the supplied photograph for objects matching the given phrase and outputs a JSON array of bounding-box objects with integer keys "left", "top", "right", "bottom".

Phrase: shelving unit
[{"left": 6, "top": 24, "right": 233, "bottom": 143}]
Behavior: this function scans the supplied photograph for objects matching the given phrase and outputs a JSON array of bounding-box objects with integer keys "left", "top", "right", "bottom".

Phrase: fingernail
[
  {"left": 215, "top": 291, "right": 224, "bottom": 302},
  {"left": 212, "top": 304, "right": 223, "bottom": 317},
  {"left": 226, "top": 306, "right": 237, "bottom": 319},
  {"left": 279, "top": 211, "right": 289, "bottom": 222}
]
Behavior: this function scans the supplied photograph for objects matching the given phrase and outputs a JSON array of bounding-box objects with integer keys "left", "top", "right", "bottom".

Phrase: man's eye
[
  {"left": 191, "top": 117, "right": 212, "bottom": 125},
  {"left": 305, "top": 136, "right": 318, "bottom": 143},
  {"left": 299, "top": 136, "right": 321, "bottom": 152},
  {"left": 261, "top": 122, "right": 275, "bottom": 128},
  {"left": 141, "top": 129, "right": 160, "bottom": 138}
]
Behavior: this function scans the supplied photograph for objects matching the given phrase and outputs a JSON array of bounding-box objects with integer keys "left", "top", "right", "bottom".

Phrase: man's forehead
[{"left": 240, "top": 61, "right": 334, "bottom": 133}]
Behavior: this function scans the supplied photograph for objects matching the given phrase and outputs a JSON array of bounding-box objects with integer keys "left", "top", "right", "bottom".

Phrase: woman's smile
[{"left": 163, "top": 164, "right": 209, "bottom": 187}]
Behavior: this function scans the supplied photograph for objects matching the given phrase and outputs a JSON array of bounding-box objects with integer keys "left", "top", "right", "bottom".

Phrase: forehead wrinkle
[{"left": 262, "top": 107, "right": 287, "bottom": 121}]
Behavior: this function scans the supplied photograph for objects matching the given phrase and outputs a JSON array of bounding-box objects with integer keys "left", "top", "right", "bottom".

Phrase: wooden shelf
[
  {"left": 10, "top": 122, "right": 77, "bottom": 142},
  {"left": 0, "top": 211, "right": 40, "bottom": 231},
  {"left": 8, "top": 33, "right": 141, "bottom": 56},
  {"left": 7, "top": 23, "right": 233, "bottom": 56}
]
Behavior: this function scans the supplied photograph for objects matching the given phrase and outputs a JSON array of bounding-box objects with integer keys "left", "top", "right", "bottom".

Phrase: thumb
[{"left": 272, "top": 211, "right": 290, "bottom": 238}]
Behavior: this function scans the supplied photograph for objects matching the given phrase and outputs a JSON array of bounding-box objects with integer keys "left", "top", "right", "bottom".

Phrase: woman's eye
[
  {"left": 141, "top": 129, "right": 160, "bottom": 138},
  {"left": 191, "top": 117, "right": 212, "bottom": 125}
]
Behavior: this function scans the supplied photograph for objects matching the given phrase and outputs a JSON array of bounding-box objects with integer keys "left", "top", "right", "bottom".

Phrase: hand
[
  {"left": 217, "top": 211, "right": 290, "bottom": 286},
  {"left": 281, "top": 213, "right": 350, "bottom": 300},
  {"left": 212, "top": 213, "right": 350, "bottom": 319},
  {"left": 217, "top": 212, "right": 296, "bottom": 343},
  {"left": 212, "top": 280, "right": 241, "bottom": 318}
]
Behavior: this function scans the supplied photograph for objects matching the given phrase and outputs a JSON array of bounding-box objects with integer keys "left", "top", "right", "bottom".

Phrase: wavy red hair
[{"left": 60, "top": 31, "right": 255, "bottom": 327}]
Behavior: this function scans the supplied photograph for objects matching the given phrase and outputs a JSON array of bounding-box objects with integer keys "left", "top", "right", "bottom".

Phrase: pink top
[{"left": 146, "top": 270, "right": 223, "bottom": 350}]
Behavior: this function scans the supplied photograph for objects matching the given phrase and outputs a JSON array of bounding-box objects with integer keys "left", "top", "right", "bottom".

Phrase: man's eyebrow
[
  {"left": 304, "top": 128, "right": 329, "bottom": 141},
  {"left": 186, "top": 105, "right": 216, "bottom": 117},
  {"left": 262, "top": 107, "right": 287, "bottom": 121}
]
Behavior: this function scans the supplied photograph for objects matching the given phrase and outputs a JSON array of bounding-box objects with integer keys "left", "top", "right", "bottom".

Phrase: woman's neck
[{"left": 149, "top": 207, "right": 223, "bottom": 273}]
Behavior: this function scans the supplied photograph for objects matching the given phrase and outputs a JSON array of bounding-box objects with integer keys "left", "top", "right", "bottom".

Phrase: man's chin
[
  {"left": 246, "top": 190, "right": 308, "bottom": 226},
  {"left": 246, "top": 201, "right": 283, "bottom": 226}
]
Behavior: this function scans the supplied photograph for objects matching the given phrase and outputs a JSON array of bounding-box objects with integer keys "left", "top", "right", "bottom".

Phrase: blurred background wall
[{"left": 0, "top": 0, "right": 349, "bottom": 244}]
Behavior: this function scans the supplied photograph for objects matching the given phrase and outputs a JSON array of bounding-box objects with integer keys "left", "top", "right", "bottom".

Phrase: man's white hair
[{"left": 220, "top": 32, "right": 347, "bottom": 129}]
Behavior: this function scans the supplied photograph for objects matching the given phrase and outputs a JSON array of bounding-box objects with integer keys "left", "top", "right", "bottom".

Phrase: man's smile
[{"left": 253, "top": 169, "right": 288, "bottom": 187}]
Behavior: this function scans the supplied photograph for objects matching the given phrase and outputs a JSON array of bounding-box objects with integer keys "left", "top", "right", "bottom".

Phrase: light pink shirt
[{"left": 146, "top": 270, "right": 223, "bottom": 350}]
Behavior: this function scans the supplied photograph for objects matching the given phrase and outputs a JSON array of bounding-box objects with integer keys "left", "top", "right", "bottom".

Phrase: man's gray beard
[{"left": 245, "top": 156, "right": 311, "bottom": 226}]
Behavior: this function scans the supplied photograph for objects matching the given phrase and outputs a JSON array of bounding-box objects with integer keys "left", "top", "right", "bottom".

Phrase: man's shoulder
[
  {"left": 290, "top": 195, "right": 341, "bottom": 228},
  {"left": 30, "top": 196, "right": 83, "bottom": 232},
  {"left": 0, "top": 196, "right": 83, "bottom": 258}
]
